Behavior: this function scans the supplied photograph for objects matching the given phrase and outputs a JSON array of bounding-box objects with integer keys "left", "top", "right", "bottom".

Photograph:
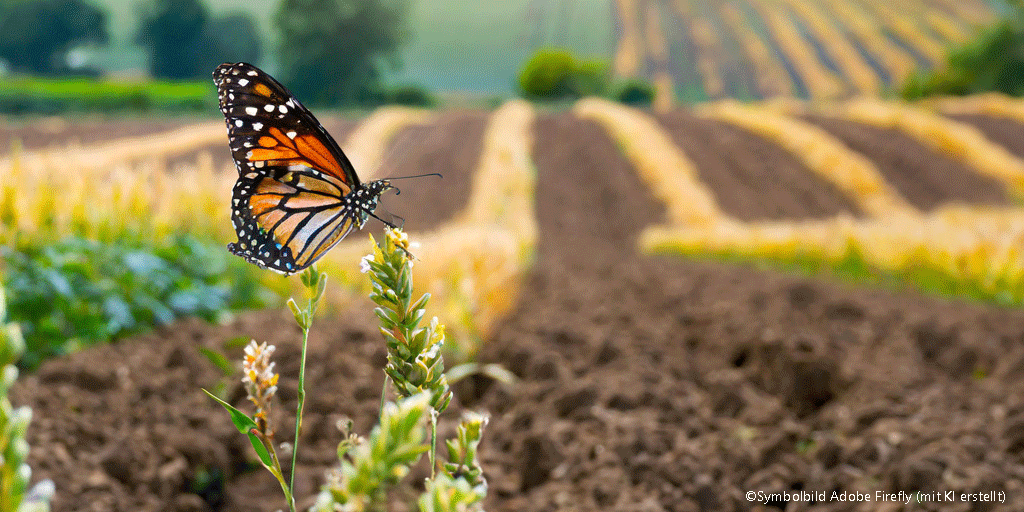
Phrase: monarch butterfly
[{"left": 213, "top": 62, "right": 394, "bottom": 275}]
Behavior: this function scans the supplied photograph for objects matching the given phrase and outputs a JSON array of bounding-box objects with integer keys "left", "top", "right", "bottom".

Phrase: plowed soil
[
  {"left": 802, "top": 116, "right": 1011, "bottom": 210},
  {"left": 656, "top": 111, "right": 862, "bottom": 221},
  {"left": 947, "top": 114, "right": 1024, "bottom": 160},
  {"left": 10, "top": 110, "right": 1024, "bottom": 512}
]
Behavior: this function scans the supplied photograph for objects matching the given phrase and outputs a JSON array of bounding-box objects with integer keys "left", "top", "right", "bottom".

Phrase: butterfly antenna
[{"left": 381, "top": 172, "right": 443, "bottom": 181}]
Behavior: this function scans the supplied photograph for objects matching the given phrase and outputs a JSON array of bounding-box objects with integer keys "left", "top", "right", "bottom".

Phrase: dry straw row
[
  {"left": 696, "top": 100, "right": 917, "bottom": 217},
  {"left": 584, "top": 97, "right": 1024, "bottom": 300},
  {"left": 818, "top": 0, "right": 917, "bottom": 83},
  {"left": 822, "top": 98, "right": 1024, "bottom": 198},
  {"left": 642, "top": 205, "right": 1024, "bottom": 298},
  {"left": 0, "top": 106, "right": 433, "bottom": 246},
  {"left": 612, "top": 0, "right": 643, "bottom": 78},
  {"left": 748, "top": 0, "right": 844, "bottom": 99},
  {"left": 321, "top": 101, "right": 538, "bottom": 356},
  {"left": 575, "top": 97, "right": 726, "bottom": 227},
  {"left": 718, "top": 2, "right": 793, "bottom": 98},
  {"left": 859, "top": 0, "right": 947, "bottom": 65},
  {"left": 781, "top": 0, "right": 882, "bottom": 95}
]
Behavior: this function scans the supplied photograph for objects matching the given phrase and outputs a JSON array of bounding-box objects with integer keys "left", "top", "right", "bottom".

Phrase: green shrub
[
  {"left": 519, "top": 48, "right": 576, "bottom": 99},
  {"left": 1, "top": 235, "right": 276, "bottom": 368},
  {"left": 613, "top": 77, "right": 656, "bottom": 106},
  {"left": 385, "top": 85, "right": 436, "bottom": 107},
  {"left": 901, "top": 4, "right": 1024, "bottom": 99}
]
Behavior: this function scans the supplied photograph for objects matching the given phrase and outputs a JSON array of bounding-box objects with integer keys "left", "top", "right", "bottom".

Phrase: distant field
[{"left": 90, "top": 0, "right": 614, "bottom": 94}]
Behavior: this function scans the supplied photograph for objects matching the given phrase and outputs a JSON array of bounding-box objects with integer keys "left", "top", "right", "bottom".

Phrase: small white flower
[{"left": 359, "top": 254, "right": 374, "bottom": 273}]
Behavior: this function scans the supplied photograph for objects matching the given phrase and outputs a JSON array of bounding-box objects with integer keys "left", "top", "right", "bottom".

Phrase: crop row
[
  {"left": 613, "top": 0, "right": 991, "bottom": 102},
  {"left": 582, "top": 94, "right": 1024, "bottom": 304},
  {"left": 0, "top": 103, "right": 542, "bottom": 361}
]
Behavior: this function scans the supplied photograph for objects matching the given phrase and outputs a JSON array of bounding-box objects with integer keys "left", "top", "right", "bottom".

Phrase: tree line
[{"left": 0, "top": 0, "right": 412, "bottom": 106}]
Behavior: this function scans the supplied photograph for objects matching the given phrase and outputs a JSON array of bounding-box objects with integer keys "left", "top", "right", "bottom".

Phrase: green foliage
[
  {"left": 137, "top": 0, "right": 262, "bottom": 79},
  {"left": 0, "top": 288, "right": 52, "bottom": 512},
  {"left": 902, "top": 4, "right": 1024, "bottom": 99},
  {"left": 382, "top": 84, "right": 436, "bottom": 107},
  {"left": 0, "top": 0, "right": 108, "bottom": 75},
  {"left": 613, "top": 77, "right": 656, "bottom": 106},
  {"left": 0, "top": 76, "right": 212, "bottom": 114},
  {"left": 1, "top": 235, "right": 275, "bottom": 368},
  {"left": 364, "top": 229, "right": 451, "bottom": 413},
  {"left": 518, "top": 47, "right": 610, "bottom": 100},
  {"left": 276, "top": 0, "right": 412, "bottom": 106},
  {"left": 316, "top": 393, "right": 433, "bottom": 511}
]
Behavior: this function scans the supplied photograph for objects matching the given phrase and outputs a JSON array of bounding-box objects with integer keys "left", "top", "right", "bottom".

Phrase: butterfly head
[{"left": 350, "top": 179, "right": 395, "bottom": 226}]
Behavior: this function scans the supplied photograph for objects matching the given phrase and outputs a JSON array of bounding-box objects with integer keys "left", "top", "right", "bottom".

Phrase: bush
[
  {"left": 518, "top": 47, "right": 610, "bottom": 100},
  {"left": 613, "top": 78, "right": 656, "bottom": 106},
  {"left": 901, "top": 6, "right": 1024, "bottom": 99},
  {"left": 2, "top": 235, "right": 276, "bottom": 368},
  {"left": 385, "top": 84, "right": 436, "bottom": 107}
]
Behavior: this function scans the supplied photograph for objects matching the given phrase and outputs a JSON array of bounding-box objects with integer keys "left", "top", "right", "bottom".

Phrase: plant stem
[
  {"left": 289, "top": 296, "right": 312, "bottom": 511},
  {"left": 429, "top": 410, "right": 438, "bottom": 478},
  {"left": 380, "top": 374, "right": 390, "bottom": 419}
]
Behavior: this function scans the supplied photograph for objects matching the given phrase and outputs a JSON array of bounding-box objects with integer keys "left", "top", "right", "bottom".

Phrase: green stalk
[{"left": 288, "top": 291, "right": 312, "bottom": 512}]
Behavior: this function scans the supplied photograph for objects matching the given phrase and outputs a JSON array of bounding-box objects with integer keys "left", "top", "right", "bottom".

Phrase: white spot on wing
[
  {"left": 245, "top": 107, "right": 257, "bottom": 115},
  {"left": 238, "top": 78, "right": 249, "bottom": 86},
  {"left": 253, "top": 122, "right": 263, "bottom": 130}
]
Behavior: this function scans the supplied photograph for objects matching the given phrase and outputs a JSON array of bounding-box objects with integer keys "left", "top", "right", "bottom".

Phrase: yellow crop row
[
  {"left": 858, "top": 0, "right": 946, "bottom": 66},
  {"left": 574, "top": 97, "right": 729, "bottom": 227},
  {"left": 782, "top": 0, "right": 882, "bottom": 94},
  {"left": 613, "top": 0, "right": 644, "bottom": 77},
  {"left": 0, "top": 107, "right": 432, "bottom": 247},
  {"left": 817, "top": 0, "right": 917, "bottom": 84},
  {"left": 691, "top": 16, "right": 726, "bottom": 99},
  {"left": 719, "top": 1, "right": 794, "bottom": 97},
  {"left": 696, "top": 101, "right": 917, "bottom": 217},
  {"left": 747, "top": 0, "right": 845, "bottom": 99},
  {"left": 0, "top": 121, "right": 226, "bottom": 175},
  {"left": 323, "top": 101, "right": 538, "bottom": 356},
  {"left": 825, "top": 98, "right": 1024, "bottom": 197},
  {"left": 924, "top": 11, "right": 970, "bottom": 45},
  {"left": 929, "top": 0, "right": 994, "bottom": 28},
  {"left": 644, "top": 0, "right": 675, "bottom": 110},
  {"left": 642, "top": 204, "right": 1024, "bottom": 298},
  {"left": 928, "top": 92, "right": 1024, "bottom": 125}
]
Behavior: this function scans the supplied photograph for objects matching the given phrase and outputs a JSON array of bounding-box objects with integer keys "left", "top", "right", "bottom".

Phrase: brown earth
[
  {"left": 656, "top": 111, "right": 862, "bottom": 221},
  {"left": 802, "top": 115, "right": 1011, "bottom": 210},
  {"left": 0, "top": 116, "right": 198, "bottom": 153},
  {"left": 946, "top": 114, "right": 1024, "bottom": 161},
  {"left": 10, "top": 110, "right": 1024, "bottom": 512}
]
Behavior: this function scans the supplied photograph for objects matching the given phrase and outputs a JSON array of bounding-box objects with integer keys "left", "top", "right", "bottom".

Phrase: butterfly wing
[
  {"left": 213, "top": 62, "right": 364, "bottom": 273},
  {"left": 228, "top": 167, "right": 357, "bottom": 274}
]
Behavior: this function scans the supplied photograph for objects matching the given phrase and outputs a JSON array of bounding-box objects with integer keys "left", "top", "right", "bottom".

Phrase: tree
[
  {"left": 199, "top": 13, "right": 262, "bottom": 73},
  {"left": 0, "top": 0, "right": 108, "bottom": 74},
  {"left": 136, "top": 0, "right": 209, "bottom": 79},
  {"left": 137, "top": 0, "right": 262, "bottom": 79},
  {"left": 276, "top": 0, "right": 411, "bottom": 106}
]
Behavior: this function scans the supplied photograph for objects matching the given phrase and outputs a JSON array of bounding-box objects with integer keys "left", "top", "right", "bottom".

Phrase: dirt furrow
[
  {"left": 657, "top": 110, "right": 862, "bottom": 221},
  {"left": 947, "top": 113, "right": 1024, "bottom": 160},
  {"left": 804, "top": 115, "right": 1011, "bottom": 210}
]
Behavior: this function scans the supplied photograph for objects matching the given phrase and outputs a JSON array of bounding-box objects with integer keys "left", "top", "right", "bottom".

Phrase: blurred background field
[{"left": 9, "top": 0, "right": 1024, "bottom": 510}]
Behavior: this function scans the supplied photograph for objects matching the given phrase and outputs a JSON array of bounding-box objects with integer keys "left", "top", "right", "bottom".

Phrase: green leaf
[
  {"left": 198, "top": 347, "right": 234, "bottom": 377},
  {"left": 202, "top": 389, "right": 273, "bottom": 467},
  {"left": 287, "top": 298, "right": 307, "bottom": 329}
]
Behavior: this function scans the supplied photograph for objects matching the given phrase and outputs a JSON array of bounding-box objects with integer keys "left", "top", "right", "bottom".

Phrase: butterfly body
[{"left": 214, "top": 62, "right": 392, "bottom": 275}]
